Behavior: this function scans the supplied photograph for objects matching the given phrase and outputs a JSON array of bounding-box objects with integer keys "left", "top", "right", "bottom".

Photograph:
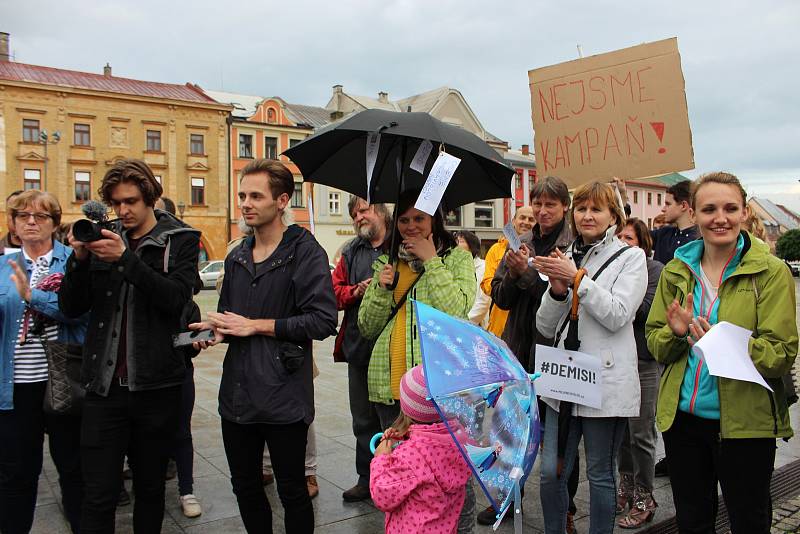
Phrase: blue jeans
[{"left": 540, "top": 405, "right": 626, "bottom": 534}]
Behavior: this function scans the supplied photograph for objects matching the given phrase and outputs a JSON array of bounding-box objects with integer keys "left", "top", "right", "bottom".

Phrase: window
[
  {"left": 146, "top": 130, "right": 162, "bottom": 152},
  {"left": 648, "top": 217, "right": 653, "bottom": 229},
  {"left": 633, "top": 190, "right": 638, "bottom": 203},
  {"left": 289, "top": 138, "right": 301, "bottom": 148},
  {"left": 445, "top": 207, "right": 462, "bottom": 227},
  {"left": 329, "top": 192, "right": 341, "bottom": 215},
  {"left": 657, "top": 193, "right": 662, "bottom": 206},
  {"left": 23, "top": 169, "right": 41, "bottom": 190},
  {"left": 528, "top": 176, "right": 535, "bottom": 194},
  {"left": 153, "top": 175, "right": 162, "bottom": 184},
  {"left": 291, "top": 182, "right": 304, "bottom": 208},
  {"left": 647, "top": 192, "right": 652, "bottom": 205},
  {"left": 239, "top": 134, "right": 253, "bottom": 158},
  {"left": 474, "top": 202, "right": 494, "bottom": 228},
  {"left": 190, "top": 134, "right": 204, "bottom": 155},
  {"left": 74, "top": 171, "right": 91, "bottom": 201},
  {"left": 23, "top": 119, "right": 40, "bottom": 143},
  {"left": 191, "top": 178, "right": 205, "bottom": 205},
  {"left": 265, "top": 136, "right": 278, "bottom": 159},
  {"left": 74, "top": 124, "right": 91, "bottom": 146},
  {"left": 515, "top": 172, "right": 522, "bottom": 190}
]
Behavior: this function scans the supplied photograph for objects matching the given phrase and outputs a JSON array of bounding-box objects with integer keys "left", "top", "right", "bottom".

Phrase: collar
[{"left": 22, "top": 247, "right": 54, "bottom": 266}]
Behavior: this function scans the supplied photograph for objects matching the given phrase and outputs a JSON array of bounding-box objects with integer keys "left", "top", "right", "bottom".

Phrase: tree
[{"left": 776, "top": 229, "right": 800, "bottom": 261}]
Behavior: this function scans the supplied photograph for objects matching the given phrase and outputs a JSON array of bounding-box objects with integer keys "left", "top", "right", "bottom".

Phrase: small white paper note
[
  {"left": 692, "top": 321, "right": 772, "bottom": 392},
  {"left": 410, "top": 139, "right": 434, "bottom": 174},
  {"left": 365, "top": 132, "right": 381, "bottom": 204},
  {"left": 535, "top": 345, "right": 604, "bottom": 409},
  {"left": 3, "top": 247, "right": 21, "bottom": 256},
  {"left": 503, "top": 222, "right": 522, "bottom": 252},
  {"left": 414, "top": 152, "right": 461, "bottom": 215},
  {"left": 307, "top": 193, "right": 315, "bottom": 235}
]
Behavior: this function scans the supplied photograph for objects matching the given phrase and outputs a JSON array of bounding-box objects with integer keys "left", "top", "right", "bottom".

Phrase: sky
[{"left": 3, "top": 0, "right": 799, "bottom": 209}]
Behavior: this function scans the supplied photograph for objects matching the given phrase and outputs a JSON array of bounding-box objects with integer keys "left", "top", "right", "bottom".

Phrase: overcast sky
[{"left": 3, "top": 0, "right": 799, "bottom": 208}]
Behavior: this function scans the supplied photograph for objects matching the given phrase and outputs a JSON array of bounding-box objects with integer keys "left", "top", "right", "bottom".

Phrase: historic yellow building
[{"left": 0, "top": 53, "right": 232, "bottom": 260}]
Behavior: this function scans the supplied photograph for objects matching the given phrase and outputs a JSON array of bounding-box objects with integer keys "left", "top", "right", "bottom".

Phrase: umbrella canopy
[
  {"left": 413, "top": 301, "right": 541, "bottom": 517},
  {"left": 283, "top": 108, "right": 514, "bottom": 209}
]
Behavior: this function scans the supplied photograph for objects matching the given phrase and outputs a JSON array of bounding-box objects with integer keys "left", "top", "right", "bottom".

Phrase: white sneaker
[{"left": 179, "top": 494, "right": 202, "bottom": 518}]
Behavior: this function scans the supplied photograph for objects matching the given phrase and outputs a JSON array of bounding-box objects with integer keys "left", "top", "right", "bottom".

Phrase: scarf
[{"left": 531, "top": 218, "right": 566, "bottom": 257}]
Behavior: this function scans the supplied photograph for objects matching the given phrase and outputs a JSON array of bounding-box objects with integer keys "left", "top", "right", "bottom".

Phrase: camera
[{"left": 73, "top": 200, "right": 120, "bottom": 242}]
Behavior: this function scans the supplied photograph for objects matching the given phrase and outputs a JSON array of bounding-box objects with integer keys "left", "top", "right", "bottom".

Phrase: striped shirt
[{"left": 13, "top": 251, "right": 55, "bottom": 383}]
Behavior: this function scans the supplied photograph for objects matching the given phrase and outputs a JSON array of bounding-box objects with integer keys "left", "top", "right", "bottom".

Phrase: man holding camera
[
  {"left": 59, "top": 159, "right": 200, "bottom": 533},
  {"left": 192, "top": 159, "right": 337, "bottom": 533}
]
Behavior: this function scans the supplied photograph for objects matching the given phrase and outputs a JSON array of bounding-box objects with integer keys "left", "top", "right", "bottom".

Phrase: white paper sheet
[
  {"left": 410, "top": 139, "right": 433, "bottom": 174},
  {"left": 692, "top": 321, "right": 772, "bottom": 392},
  {"left": 503, "top": 221, "right": 522, "bottom": 252},
  {"left": 414, "top": 152, "right": 461, "bottom": 215},
  {"left": 365, "top": 132, "right": 381, "bottom": 204},
  {"left": 534, "top": 345, "right": 604, "bottom": 409}
]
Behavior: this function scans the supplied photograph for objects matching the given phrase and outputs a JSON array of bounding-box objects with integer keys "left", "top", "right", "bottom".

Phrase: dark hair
[
  {"left": 530, "top": 175, "right": 570, "bottom": 207},
  {"left": 158, "top": 196, "right": 176, "bottom": 215},
  {"left": 621, "top": 217, "right": 653, "bottom": 256},
  {"left": 666, "top": 180, "right": 692, "bottom": 204},
  {"left": 453, "top": 230, "right": 481, "bottom": 258},
  {"left": 99, "top": 159, "right": 163, "bottom": 207},
  {"left": 241, "top": 158, "right": 294, "bottom": 200},
  {"left": 6, "top": 190, "right": 23, "bottom": 203},
  {"left": 347, "top": 196, "right": 392, "bottom": 229},
  {"left": 384, "top": 188, "right": 456, "bottom": 257}
]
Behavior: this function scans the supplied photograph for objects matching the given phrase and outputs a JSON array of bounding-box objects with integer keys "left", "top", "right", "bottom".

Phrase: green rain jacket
[
  {"left": 646, "top": 232, "right": 798, "bottom": 439},
  {"left": 358, "top": 247, "right": 476, "bottom": 405}
]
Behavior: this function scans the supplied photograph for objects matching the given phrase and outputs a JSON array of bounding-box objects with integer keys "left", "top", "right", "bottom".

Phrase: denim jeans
[
  {"left": 540, "top": 405, "right": 626, "bottom": 534},
  {"left": 618, "top": 358, "right": 659, "bottom": 492}
]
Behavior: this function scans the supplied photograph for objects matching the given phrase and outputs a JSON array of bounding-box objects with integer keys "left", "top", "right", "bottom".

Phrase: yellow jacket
[{"left": 481, "top": 238, "right": 509, "bottom": 337}]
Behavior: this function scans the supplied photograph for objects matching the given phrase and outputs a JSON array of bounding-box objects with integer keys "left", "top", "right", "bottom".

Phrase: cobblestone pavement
[
  {"left": 29, "top": 282, "right": 800, "bottom": 532},
  {"left": 772, "top": 495, "right": 800, "bottom": 533}
]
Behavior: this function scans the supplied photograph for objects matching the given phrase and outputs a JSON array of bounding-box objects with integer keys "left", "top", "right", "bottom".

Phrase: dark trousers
[
  {"left": 0, "top": 382, "right": 83, "bottom": 534},
  {"left": 374, "top": 401, "right": 401, "bottom": 431},
  {"left": 174, "top": 365, "right": 196, "bottom": 496},
  {"left": 664, "top": 410, "right": 776, "bottom": 534},
  {"left": 221, "top": 418, "right": 312, "bottom": 534},
  {"left": 80, "top": 383, "right": 181, "bottom": 534},
  {"left": 347, "top": 364, "right": 382, "bottom": 488}
]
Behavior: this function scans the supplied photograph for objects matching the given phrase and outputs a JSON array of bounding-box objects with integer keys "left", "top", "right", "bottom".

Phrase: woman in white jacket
[{"left": 533, "top": 181, "right": 647, "bottom": 534}]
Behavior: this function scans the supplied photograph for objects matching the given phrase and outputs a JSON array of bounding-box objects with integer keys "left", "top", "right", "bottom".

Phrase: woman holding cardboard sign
[
  {"left": 646, "top": 172, "right": 797, "bottom": 534},
  {"left": 534, "top": 181, "right": 647, "bottom": 534}
]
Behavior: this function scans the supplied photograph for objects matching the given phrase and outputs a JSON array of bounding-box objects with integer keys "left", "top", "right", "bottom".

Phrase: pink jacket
[{"left": 370, "top": 422, "right": 472, "bottom": 534}]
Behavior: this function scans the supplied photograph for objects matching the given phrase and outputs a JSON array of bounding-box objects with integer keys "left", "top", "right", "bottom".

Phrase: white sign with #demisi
[
  {"left": 414, "top": 152, "right": 461, "bottom": 216},
  {"left": 365, "top": 132, "right": 381, "bottom": 203},
  {"left": 534, "top": 345, "right": 604, "bottom": 409}
]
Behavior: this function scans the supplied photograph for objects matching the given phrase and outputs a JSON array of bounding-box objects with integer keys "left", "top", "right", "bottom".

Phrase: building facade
[{"left": 0, "top": 51, "right": 231, "bottom": 260}]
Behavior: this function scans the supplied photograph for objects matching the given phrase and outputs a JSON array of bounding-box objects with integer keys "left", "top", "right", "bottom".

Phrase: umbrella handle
[
  {"left": 369, "top": 432, "right": 383, "bottom": 454},
  {"left": 528, "top": 372, "right": 541, "bottom": 381}
]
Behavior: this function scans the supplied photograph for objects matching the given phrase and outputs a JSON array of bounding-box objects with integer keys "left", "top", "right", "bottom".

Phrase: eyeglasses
[{"left": 14, "top": 212, "right": 53, "bottom": 223}]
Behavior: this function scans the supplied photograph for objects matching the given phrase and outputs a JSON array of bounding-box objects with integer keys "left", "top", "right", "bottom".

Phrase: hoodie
[{"left": 370, "top": 422, "right": 472, "bottom": 534}]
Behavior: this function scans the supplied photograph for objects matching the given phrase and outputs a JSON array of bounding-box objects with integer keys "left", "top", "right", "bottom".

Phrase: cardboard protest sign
[
  {"left": 528, "top": 38, "right": 694, "bottom": 188},
  {"left": 534, "top": 345, "right": 603, "bottom": 409}
]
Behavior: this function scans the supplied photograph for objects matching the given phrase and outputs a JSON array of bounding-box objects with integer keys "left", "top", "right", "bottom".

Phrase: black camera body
[{"left": 73, "top": 200, "right": 120, "bottom": 242}]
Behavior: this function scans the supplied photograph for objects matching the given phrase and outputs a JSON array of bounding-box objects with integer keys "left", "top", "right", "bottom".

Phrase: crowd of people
[{"left": 0, "top": 158, "right": 797, "bottom": 534}]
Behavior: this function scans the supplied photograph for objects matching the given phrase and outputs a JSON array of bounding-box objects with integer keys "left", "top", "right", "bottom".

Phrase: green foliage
[{"left": 776, "top": 229, "right": 800, "bottom": 261}]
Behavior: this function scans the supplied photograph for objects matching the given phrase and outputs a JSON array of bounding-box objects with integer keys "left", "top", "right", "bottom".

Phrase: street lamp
[
  {"left": 39, "top": 129, "right": 61, "bottom": 191},
  {"left": 177, "top": 201, "right": 186, "bottom": 220}
]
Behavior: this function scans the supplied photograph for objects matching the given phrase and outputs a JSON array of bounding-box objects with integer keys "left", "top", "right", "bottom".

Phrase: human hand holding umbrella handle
[{"left": 379, "top": 263, "right": 398, "bottom": 290}]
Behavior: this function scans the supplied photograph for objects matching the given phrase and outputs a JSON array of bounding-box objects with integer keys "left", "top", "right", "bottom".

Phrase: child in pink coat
[{"left": 370, "top": 365, "right": 472, "bottom": 534}]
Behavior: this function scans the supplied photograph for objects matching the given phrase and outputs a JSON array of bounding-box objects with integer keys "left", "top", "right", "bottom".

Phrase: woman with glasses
[{"left": 0, "top": 190, "right": 87, "bottom": 533}]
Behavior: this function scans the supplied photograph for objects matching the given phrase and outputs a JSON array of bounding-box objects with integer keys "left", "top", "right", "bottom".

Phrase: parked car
[
  {"left": 785, "top": 260, "right": 799, "bottom": 277},
  {"left": 198, "top": 260, "right": 225, "bottom": 289}
]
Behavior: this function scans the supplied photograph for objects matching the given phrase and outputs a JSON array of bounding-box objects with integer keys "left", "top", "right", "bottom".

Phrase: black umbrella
[{"left": 282, "top": 108, "right": 514, "bottom": 209}]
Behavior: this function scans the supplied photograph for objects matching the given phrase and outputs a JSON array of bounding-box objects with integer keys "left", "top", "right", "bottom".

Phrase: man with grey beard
[{"left": 332, "top": 196, "right": 391, "bottom": 502}]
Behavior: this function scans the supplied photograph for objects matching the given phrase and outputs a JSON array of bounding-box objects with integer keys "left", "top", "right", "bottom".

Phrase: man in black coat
[
  {"left": 60, "top": 159, "right": 200, "bottom": 533},
  {"left": 192, "top": 159, "right": 337, "bottom": 533}
]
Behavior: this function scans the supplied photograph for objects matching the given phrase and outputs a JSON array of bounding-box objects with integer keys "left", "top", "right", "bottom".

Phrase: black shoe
[
  {"left": 654, "top": 457, "right": 669, "bottom": 477},
  {"left": 118, "top": 487, "right": 131, "bottom": 506},
  {"left": 342, "top": 484, "right": 371, "bottom": 502}
]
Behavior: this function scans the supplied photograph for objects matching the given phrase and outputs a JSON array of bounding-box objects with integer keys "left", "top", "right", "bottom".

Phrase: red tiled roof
[{"left": 0, "top": 61, "right": 219, "bottom": 104}]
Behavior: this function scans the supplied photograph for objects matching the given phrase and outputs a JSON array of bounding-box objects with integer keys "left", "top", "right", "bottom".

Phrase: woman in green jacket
[{"left": 645, "top": 172, "right": 798, "bottom": 534}]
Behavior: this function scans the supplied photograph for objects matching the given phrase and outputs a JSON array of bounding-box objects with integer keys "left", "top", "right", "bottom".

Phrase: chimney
[
  {"left": 521, "top": 144, "right": 530, "bottom": 156},
  {"left": 332, "top": 84, "right": 343, "bottom": 95},
  {"left": 103, "top": 63, "right": 112, "bottom": 76},
  {"left": 0, "top": 33, "right": 10, "bottom": 62},
  {"left": 377, "top": 91, "right": 389, "bottom": 104}
]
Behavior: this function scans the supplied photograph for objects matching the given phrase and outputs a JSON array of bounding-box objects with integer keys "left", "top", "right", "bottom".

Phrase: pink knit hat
[{"left": 399, "top": 365, "right": 440, "bottom": 423}]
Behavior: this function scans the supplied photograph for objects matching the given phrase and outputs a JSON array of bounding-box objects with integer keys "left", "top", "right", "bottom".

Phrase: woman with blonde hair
[{"left": 534, "top": 181, "right": 647, "bottom": 534}]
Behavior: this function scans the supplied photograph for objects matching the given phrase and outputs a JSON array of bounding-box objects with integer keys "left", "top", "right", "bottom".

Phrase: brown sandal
[
  {"left": 617, "top": 492, "right": 657, "bottom": 529},
  {"left": 616, "top": 474, "right": 633, "bottom": 514}
]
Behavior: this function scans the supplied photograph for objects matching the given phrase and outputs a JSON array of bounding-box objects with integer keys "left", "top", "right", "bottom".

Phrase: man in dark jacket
[
  {"left": 60, "top": 159, "right": 200, "bottom": 533},
  {"left": 192, "top": 159, "right": 337, "bottom": 533},
  {"left": 331, "top": 196, "right": 390, "bottom": 502}
]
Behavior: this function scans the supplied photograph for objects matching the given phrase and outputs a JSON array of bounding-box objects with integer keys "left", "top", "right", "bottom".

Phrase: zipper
[{"left": 766, "top": 386, "right": 778, "bottom": 435}]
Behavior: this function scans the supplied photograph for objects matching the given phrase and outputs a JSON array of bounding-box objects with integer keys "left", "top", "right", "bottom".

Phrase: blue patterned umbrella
[{"left": 413, "top": 300, "right": 541, "bottom": 520}]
